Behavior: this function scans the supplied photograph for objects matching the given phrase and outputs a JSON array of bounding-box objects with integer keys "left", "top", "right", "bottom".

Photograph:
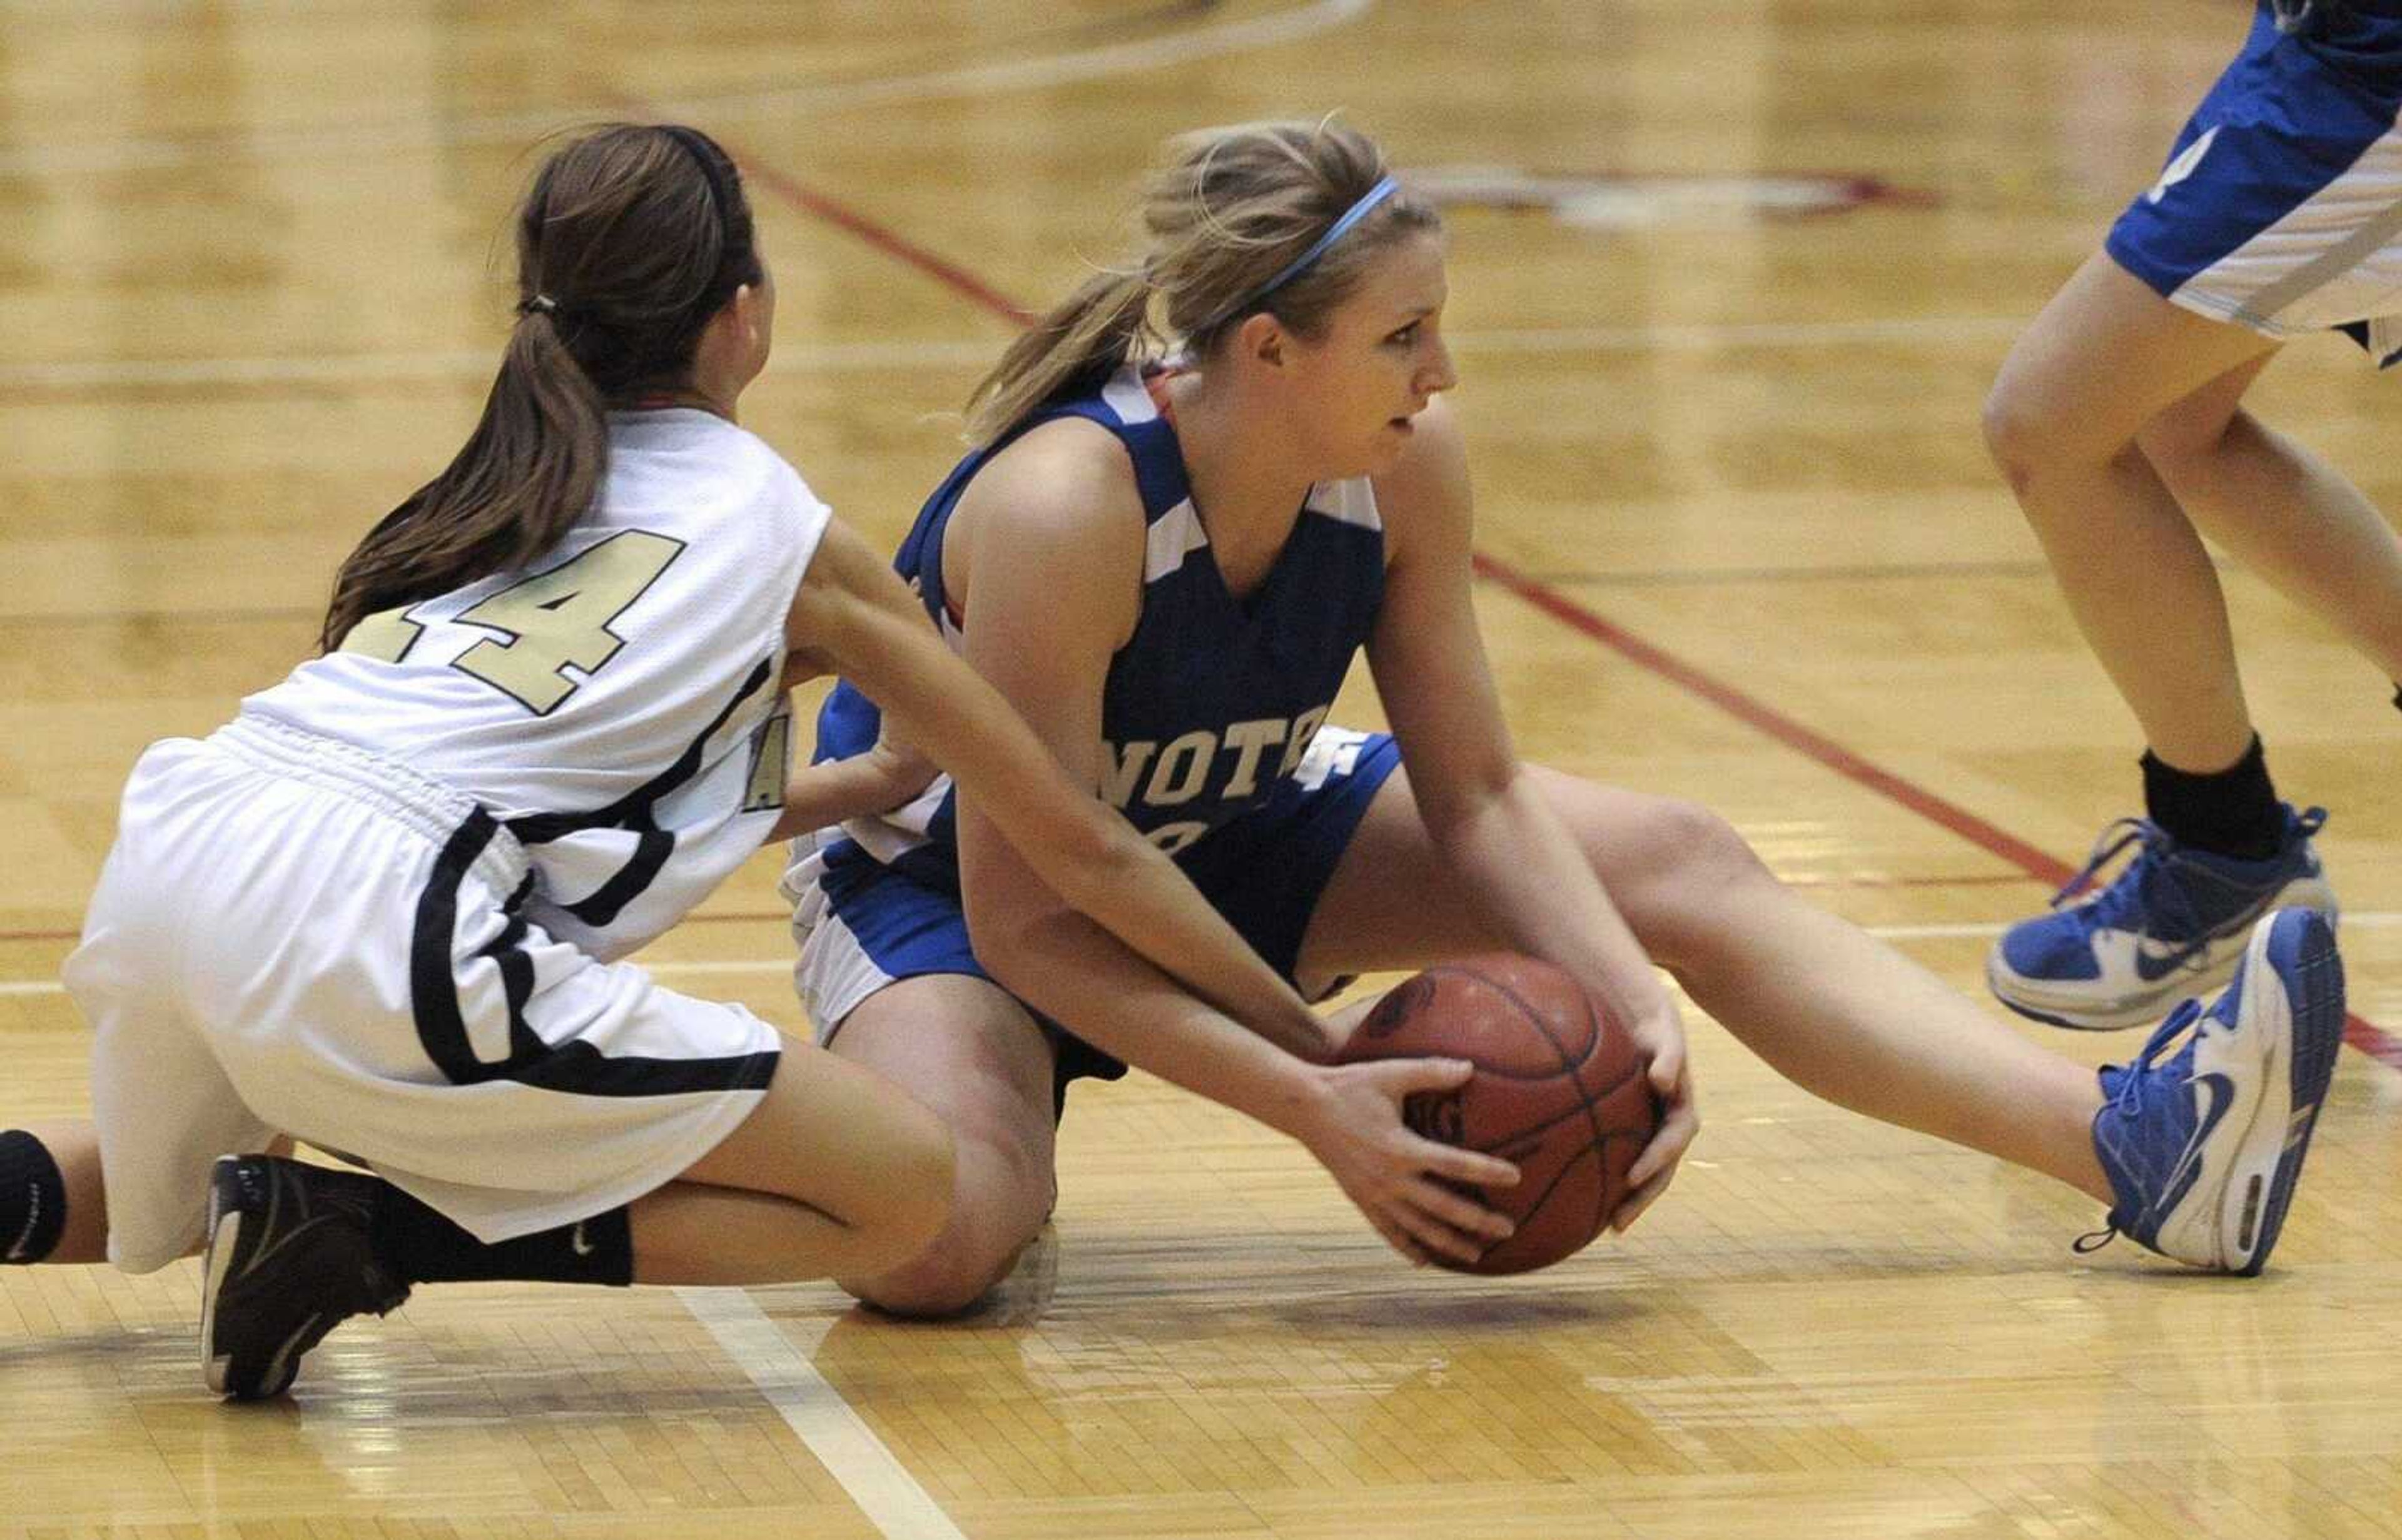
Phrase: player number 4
[{"left": 340, "top": 530, "right": 685, "bottom": 713}]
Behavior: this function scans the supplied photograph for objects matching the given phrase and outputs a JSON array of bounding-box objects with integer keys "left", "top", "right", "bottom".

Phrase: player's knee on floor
[
  {"left": 848, "top": 1227, "right": 1034, "bottom": 1318},
  {"left": 849, "top": 1142, "right": 1046, "bottom": 1316},
  {"left": 863, "top": 1103, "right": 956, "bottom": 1272}
]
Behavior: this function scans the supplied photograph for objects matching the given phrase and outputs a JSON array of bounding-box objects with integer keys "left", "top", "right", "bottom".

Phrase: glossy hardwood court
[{"left": 6, "top": 2, "right": 2401, "bottom": 1536}]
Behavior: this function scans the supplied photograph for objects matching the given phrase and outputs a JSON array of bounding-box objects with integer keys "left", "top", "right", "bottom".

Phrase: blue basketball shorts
[
  {"left": 2107, "top": 0, "right": 2402, "bottom": 363},
  {"left": 786, "top": 727, "right": 1403, "bottom": 1100}
]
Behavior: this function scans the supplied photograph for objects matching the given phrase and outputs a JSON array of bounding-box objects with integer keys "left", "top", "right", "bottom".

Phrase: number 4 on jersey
[{"left": 343, "top": 530, "right": 686, "bottom": 714}]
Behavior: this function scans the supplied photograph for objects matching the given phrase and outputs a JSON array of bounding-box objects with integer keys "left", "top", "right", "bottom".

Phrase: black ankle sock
[
  {"left": 369, "top": 1183, "right": 633, "bottom": 1288},
  {"left": 2141, "top": 736, "right": 2286, "bottom": 861},
  {"left": 1, "top": 1130, "right": 68, "bottom": 1265}
]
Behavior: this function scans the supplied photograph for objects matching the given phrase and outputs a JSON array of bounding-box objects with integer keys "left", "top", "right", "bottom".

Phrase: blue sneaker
[
  {"left": 2082, "top": 908, "right": 2343, "bottom": 1274},
  {"left": 1987, "top": 806, "right": 2334, "bottom": 1030}
]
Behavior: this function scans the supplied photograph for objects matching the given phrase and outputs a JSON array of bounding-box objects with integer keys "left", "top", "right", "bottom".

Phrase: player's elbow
[
  {"left": 1043, "top": 816, "right": 1151, "bottom": 920},
  {"left": 985, "top": 802, "right": 1141, "bottom": 925}
]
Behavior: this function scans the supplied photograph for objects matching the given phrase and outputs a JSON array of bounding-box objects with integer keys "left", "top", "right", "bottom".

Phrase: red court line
[
  {"left": 1474, "top": 552, "right": 2083, "bottom": 889},
  {"left": 736, "top": 160, "right": 1035, "bottom": 327},
  {"left": 715, "top": 131, "right": 2402, "bottom": 1077}
]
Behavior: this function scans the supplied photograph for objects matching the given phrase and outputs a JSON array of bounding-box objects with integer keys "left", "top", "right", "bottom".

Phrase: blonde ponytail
[
  {"left": 964, "top": 268, "right": 1155, "bottom": 445},
  {"left": 961, "top": 119, "right": 1441, "bottom": 447}
]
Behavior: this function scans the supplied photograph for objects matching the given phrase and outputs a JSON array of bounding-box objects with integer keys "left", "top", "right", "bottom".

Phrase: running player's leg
[
  {"left": 2137, "top": 353, "right": 2402, "bottom": 684},
  {"left": 1979, "top": 6, "right": 2396, "bottom": 1025},
  {"left": 1981, "top": 269, "right": 2339, "bottom": 1031},
  {"left": 1982, "top": 251, "right": 2278, "bottom": 774},
  {"left": 816, "top": 975, "right": 1060, "bottom": 1315}
]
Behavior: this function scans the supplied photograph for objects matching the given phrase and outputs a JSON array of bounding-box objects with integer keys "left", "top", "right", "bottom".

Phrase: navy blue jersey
[{"left": 799, "top": 363, "right": 1387, "bottom": 898}]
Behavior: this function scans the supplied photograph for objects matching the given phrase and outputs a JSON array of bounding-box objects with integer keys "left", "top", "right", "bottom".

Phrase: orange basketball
[{"left": 1337, "top": 954, "right": 1658, "bottom": 1275}]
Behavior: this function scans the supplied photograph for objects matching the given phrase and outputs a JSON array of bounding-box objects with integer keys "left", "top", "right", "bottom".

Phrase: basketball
[{"left": 1336, "top": 954, "right": 1658, "bottom": 1275}]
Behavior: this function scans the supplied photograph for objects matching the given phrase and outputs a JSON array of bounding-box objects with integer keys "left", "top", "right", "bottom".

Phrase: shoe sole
[
  {"left": 2227, "top": 909, "right": 2344, "bottom": 1275},
  {"left": 1987, "top": 953, "right": 2239, "bottom": 1032},
  {"left": 198, "top": 1156, "right": 240, "bottom": 1397},
  {"left": 1986, "top": 877, "right": 2338, "bottom": 1032}
]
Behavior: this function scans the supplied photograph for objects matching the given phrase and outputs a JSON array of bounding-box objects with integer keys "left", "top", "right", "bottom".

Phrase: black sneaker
[{"left": 200, "top": 1155, "right": 410, "bottom": 1401}]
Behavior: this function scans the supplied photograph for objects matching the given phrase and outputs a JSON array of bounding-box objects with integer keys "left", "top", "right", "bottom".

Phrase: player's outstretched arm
[
  {"left": 767, "top": 731, "right": 935, "bottom": 843},
  {"left": 1365, "top": 402, "right": 1696, "bottom": 1231}
]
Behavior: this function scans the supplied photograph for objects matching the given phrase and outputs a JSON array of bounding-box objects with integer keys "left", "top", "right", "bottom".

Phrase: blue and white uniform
[
  {"left": 785, "top": 364, "right": 1401, "bottom": 1092},
  {"left": 2109, "top": 0, "right": 2402, "bottom": 362},
  {"left": 69, "top": 409, "right": 818, "bottom": 1272}
]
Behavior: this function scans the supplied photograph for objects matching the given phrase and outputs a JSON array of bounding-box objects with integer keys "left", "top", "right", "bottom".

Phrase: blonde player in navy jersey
[
  {"left": 0, "top": 123, "right": 1512, "bottom": 1401},
  {"left": 785, "top": 119, "right": 2349, "bottom": 1315}
]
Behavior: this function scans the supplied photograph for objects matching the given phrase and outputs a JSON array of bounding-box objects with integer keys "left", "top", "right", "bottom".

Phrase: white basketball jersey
[{"left": 245, "top": 408, "right": 826, "bottom": 960}]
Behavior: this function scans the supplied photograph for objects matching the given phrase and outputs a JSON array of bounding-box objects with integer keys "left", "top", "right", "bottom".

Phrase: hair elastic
[
  {"left": 517, "top": 293, "right": 560, "bottom": 318},
  {"left": 1202, "top": 173, "right": 1401, "bottom": 332}
]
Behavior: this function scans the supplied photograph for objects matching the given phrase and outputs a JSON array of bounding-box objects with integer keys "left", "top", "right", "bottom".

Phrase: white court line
[
  {"left": 0, "top": 0, "right": 1374, "bottom": 177},
  {"left": 0, "top": 317, "right": 2035, "bottom": 395},
  {"left": 677, "top": 1287, "right": 968, "bottom": 1540},
  {"left": 12, "top": 918, "right": 2402, "bottom": 996}
]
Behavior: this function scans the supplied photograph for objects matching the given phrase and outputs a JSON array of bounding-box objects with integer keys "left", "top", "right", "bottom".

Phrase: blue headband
[{"left": 1205, "top": 174, "right": 1401, "bottom": 332}]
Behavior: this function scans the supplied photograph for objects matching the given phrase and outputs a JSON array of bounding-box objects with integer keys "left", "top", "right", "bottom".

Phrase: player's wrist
[{"left": 1250, "top": 1058, "right": 1342, "bottom": 1143}]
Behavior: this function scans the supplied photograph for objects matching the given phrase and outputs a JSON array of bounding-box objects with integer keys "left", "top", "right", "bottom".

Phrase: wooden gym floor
[{"left": 4, "top": 2, "right": 2399, "bottom": 1536}]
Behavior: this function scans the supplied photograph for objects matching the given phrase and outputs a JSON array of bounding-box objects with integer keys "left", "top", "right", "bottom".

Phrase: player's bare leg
[
  {"left": 1981, "top": 252, "right": 2278, "bottom": 771},
  {"left": 2136, "top": 353, "right": 2402, "bottom": 684},
  {"left": 630, "top": 1043, "right": 953, "bottom": 1284},
  {"left": 1300, "top": 767, "right": 2112, "bottom": 1202},
  {"left": 818, "top": 974, "right": 1062, "bottom": 1316},
  {"left": 201, "top": 1046, "right": 951, "bottom": 1398}
]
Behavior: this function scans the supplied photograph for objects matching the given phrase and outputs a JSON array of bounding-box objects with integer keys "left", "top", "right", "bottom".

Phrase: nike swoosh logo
[
  {"left": 2131, "top": 943, "right": 2204, "bottom": 983},
  {"left": 2156, "top": 1072, "right": 2237, "bottom": 1217},
  {"left": 2129, "top": 888, "right": 2288, "bottom": 981},
  {"left": 571, "top": 1222, "right": 595, "bottom": 1258}
]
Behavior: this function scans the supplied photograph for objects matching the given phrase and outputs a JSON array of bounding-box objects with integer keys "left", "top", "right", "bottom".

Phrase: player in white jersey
[
  {"left": 1980, "top": 0, "right": 2402, "bottom": 1028},
  {"left": 0, "top": 123, "right": 1501, "bottom": 1401}
]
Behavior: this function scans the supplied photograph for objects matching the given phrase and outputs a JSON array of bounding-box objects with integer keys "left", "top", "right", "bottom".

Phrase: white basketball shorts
[{"left": 66, "top": 714, "right": 780, "bottom": 1274}]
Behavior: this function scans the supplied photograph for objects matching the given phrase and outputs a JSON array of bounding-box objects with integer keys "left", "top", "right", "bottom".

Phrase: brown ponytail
[{"left": 320, "top": 123, "right": 763, "bottom": 652}]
